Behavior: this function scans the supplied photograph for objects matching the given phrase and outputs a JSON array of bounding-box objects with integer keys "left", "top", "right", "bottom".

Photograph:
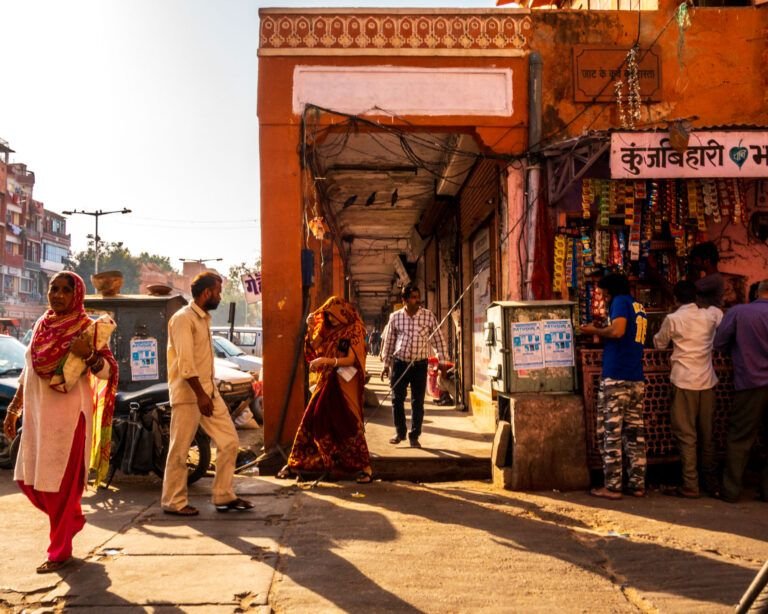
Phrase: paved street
[{"left": 0, "top": 469, "right": 766, "bottom": 613}]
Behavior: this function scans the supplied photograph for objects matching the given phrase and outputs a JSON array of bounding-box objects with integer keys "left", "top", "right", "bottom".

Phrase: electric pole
[{"left": 62, "top": 208, "right": 132, "bottom": 274}]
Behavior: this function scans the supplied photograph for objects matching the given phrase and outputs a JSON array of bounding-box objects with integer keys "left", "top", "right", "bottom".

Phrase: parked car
[
  {"left": 0, "top": 334, "right": 26, "bottom": 468},
  {"left": 214, "top": 357, "right": 256, "bottom": 413},
  {"left": 211, "top": 326, "right": 262, "bottom": 357},
  {"left": 212, "top": 335, "right": 262, "bottom": 376}
]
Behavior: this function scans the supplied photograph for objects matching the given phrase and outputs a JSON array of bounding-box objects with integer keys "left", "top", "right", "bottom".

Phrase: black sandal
[
  {"left": 356, "top": 471, "right": 373, "bottom": 484},
  {"left": 163, "top": 505, "right": 199, "bottom": 517},
  {"left": 215, "top": 497, "right": 254, "bottom": 513}
]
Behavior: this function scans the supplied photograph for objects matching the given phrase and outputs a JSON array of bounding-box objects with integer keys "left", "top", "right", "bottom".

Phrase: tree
[
  {"left": 66, "top": 242, "right": 178, "bottom": 294},
  {"left": 137, "top": 252, "right": 174, "bottom": 272}
]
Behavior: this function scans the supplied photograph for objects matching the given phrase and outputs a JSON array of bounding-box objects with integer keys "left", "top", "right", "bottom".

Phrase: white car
[
  {"left": 213, "top": 336, "right": 262, "bottom": 376},
  {"left": 214, "top": 357, "right": 255, "bottom": 410}
]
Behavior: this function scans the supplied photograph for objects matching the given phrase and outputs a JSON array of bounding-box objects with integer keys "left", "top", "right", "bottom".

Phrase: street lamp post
[
  {"left": 179, "top": 258, "right": 223, "bottom": 265},
  {"left": 62, "top": 208, "right": 132, "bottom": 274}
]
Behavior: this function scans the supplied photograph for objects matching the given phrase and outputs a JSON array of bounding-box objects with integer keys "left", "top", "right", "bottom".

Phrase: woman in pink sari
[{"left": 2, "top": 272, "right": 117, "bottom": 573}]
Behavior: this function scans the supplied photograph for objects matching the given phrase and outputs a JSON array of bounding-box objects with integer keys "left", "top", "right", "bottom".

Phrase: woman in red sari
[
  {"left": 278, "top": 296, "right": 373, "bottom": 483},
  {"left": 2, "top": 272, "right": 117, "bottom": 573}
]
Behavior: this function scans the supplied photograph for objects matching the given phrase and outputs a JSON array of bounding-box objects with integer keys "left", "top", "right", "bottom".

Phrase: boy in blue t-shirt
[{"left": 581, "top": 273, "right": 647, "bottom": 500}]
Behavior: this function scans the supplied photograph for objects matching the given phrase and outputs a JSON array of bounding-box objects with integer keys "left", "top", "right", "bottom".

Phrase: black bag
[{"left": 111, "top": 407, "right": 161, "bottom": 475}]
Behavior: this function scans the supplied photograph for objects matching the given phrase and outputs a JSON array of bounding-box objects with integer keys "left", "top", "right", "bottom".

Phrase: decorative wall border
[{"left": 260, "top": 12, "right": 533, "bottom": 56}]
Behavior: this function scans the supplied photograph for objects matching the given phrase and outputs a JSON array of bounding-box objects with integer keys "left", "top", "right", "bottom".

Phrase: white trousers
[{"left": 161, "top": 395, "right": 238, "bottom": 511}]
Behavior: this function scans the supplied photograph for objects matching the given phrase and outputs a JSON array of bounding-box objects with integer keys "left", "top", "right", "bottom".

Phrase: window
[
  {"left": 43, "top": 243, "right": 69, "bottom": 263},
  {"left": 25, "top": 242, "right": 41, "bottom": 262},
  {"left": 49, "top": 217, "right": 66, "bottom": 234},
  {"left": 20, "top": 277, "right": 33, "bottom": 293}
]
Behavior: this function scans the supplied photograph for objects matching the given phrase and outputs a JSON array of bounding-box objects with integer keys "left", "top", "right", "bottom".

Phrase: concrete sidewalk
[
  {"left": 1, "top": 471, "right": 766, "bottom": 612},
  {"left": 363, "top": 356, "right": 493, "bottom": 482}
]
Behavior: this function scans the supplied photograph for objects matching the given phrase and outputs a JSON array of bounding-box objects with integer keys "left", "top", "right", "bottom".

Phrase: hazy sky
[{"left": 1, "top": 0, "right": 497, "bottom": 274}]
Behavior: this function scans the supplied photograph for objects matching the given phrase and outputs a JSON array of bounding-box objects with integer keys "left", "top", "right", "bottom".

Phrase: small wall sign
[{"left": 572, "top": 45, "right": 661, "bottom": 103}]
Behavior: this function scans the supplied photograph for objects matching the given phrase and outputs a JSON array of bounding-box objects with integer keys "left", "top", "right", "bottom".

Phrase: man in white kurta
[{"left": 161, "top": 272, "right": 252, "bottom": 515}]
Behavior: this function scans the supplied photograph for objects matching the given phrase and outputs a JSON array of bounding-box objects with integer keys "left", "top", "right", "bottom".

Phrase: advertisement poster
[
  {"left": 511, "top": 322, "right": 544, "bottom": 370},
  {"left": 472, "top": 228, "right": 492, "bottom": 389},
  {"left": 543, "top": 319, "right": 575, "bottom": 367},
  {"left": 130, "top": 337, "right": 159, "bottom": 381}
]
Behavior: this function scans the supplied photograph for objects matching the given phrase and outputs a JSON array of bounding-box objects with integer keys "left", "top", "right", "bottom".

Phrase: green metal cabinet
[{"left": 486, "top": 301, "right": 576, "bottom": 394}]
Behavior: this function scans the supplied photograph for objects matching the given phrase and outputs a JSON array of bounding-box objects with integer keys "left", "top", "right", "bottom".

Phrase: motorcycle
[
  {"left": 5, "top": 380, "right": 253, "bottom": 485},
  {"left": 106, "top": 383, "right": 211, "bottom": 487}
]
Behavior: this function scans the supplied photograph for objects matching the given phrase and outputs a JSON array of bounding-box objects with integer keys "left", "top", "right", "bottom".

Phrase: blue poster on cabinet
[
  {"left": 511, "top": 322, "right": 544, "bottom": 370},
  {"left": 130, "top": 337, "right": 159, "bottom": 381},
  {"left": 542, "top": 319, "right": 575, "bottom": 367}
]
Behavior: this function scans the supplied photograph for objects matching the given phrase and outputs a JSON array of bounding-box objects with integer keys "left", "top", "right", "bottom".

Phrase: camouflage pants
[{"left": 597, "top": 378, "right": 647, "bottom": 492}]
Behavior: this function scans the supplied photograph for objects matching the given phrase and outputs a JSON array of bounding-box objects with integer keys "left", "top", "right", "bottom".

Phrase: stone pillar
[{"left": 492, "top": 393, "right": 590, "bottom": 491}]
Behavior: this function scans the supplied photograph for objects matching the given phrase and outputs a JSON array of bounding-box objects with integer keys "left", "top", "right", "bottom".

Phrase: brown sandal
[
  {"left": 37, "top": 558, "right": 71, "bottom": 574},
  {"left": 590, "top": 487, "right": 623, "bottom": 500}
]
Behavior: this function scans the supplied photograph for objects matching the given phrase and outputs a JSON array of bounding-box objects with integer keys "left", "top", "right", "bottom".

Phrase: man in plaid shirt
[{"left": 381, "top": 285, "right": 447, "bottom": 448}]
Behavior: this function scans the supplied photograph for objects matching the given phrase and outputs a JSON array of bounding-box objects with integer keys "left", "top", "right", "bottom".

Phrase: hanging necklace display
[
  {"left": 614, "top": 46, "right": 642, "bottom": 129},
  {"left": 576, "top": 238, "right": 585, "bottom": 326},
  {"left": 642, "top": 180, "right": 654, "bottom": 258},
  {"left": 687, "top": 180, "right": 707, "bottom": 232},
  {"left": 582, "top": 179, "right": 593, "bottom": 220},
  {"left": 601, "top": 180, "right": 612, "bottom": 224},
  {"left": 651, "top": 181, "right": 663, "bottom": 236},
  {"left": 717, "top": 179, "right": 731, "bottom": 221},
  {"left": 581, "top": 230, "right": 594, "bottom": 269},
  {"left": 565, "top": 237, "right": 575, "bottom": 289},
  {"left": 729, "top": 179, "right": 744, "bottom": 224},
  {"left": 616, "top": 230, "right": 627, "bottom": 270},
  {"left": 628, "top": 181, "right": 643, "bottom": 262},
  {"left": 553, "top": 234, "right": 567, "bottom": 294}
]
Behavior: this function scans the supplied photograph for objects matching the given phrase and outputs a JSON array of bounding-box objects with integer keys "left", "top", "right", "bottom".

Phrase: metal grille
[{"left": 581, "top": 349, "right": 734, "bottom": 469}]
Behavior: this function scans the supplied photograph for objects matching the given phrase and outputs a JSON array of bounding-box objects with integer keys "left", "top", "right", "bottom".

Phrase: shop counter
[{"left": 579, "top": 349, "right": 734, "bottom": 469}]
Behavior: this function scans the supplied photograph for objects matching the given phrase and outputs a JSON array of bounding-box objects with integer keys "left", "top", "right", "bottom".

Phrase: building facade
[
  {"left": 256, "top": 1, "right": 768, "bottom": 471},
  {"left": 0, "top": 140, "right": 72, "bottom": 333}
]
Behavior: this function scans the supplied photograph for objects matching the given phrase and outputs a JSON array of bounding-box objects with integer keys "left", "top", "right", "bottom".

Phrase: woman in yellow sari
[{"left": 278, "top": 296, "right": 373, "bottom": 483}]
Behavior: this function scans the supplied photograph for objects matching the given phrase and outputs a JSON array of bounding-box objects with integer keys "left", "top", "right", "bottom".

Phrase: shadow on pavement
[{"left": 314, "top": 481, "right": 760, "bottom": 608}]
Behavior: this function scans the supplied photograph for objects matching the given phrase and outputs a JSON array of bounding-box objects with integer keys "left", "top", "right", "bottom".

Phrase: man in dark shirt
[
  {"left": 581, "top": 274, "right": 648, "bottom": 500},
  {"left": 713, "top": 280, "right": 768, "bottom": 503},
  {"left": 689, "top": 241, "right": 725, "bottom": 308}
]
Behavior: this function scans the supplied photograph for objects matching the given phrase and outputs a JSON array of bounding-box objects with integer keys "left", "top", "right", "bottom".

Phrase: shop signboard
[{"left": 611, "top": 131, "right": 768, "bottom": 179}]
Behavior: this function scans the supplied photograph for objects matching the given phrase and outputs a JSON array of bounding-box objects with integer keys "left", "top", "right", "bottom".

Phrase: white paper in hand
[{"left": 336, "top": 365, "right": 357, "bottom": 382}]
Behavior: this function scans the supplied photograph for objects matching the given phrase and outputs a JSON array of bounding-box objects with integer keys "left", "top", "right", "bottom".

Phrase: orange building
[
  {"left": 257, "top": 8, "right": 536, "bottom": 458},
  {"left": 257, "top": 2, "right": 768, "bottom": 472}
]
